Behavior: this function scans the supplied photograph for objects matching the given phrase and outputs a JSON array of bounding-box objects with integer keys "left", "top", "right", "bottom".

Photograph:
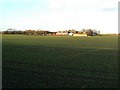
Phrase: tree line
[
  {"left": 2, "top": 29, "right": 49, "bottom": 36},
  {"left": 67, "top": 29, "right": 100, "bottom": 36},
  {"left": 2, "top": 28, "right": 100, "bottom": 36}
]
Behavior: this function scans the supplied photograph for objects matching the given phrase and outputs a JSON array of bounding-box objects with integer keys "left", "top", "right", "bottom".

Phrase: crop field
[{"left": 2, "top": 35, "right": 119, "bottom": 88}]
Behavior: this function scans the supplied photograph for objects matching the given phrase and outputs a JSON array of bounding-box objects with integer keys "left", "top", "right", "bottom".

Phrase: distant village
[{"left": 1, "top": 28, "right": 101, "bottom": 37}]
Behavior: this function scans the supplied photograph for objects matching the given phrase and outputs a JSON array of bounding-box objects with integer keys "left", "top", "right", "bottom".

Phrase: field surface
[{"left": 2, "top": 35, "right": 119, "bottom": 88}]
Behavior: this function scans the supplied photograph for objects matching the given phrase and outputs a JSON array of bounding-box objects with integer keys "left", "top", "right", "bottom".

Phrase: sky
[{"left": 0, "top": 0, "right": 118, "bottom": 34}]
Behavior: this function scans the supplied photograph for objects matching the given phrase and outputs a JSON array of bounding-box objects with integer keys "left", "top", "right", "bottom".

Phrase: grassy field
[{"left": 2, "top": 35, "right": 119, "bottom": 88}]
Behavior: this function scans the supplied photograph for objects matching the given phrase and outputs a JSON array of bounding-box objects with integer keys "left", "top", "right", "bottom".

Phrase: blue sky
[{"left": 0, "top": 0, "right": 118, "bottom": 34}]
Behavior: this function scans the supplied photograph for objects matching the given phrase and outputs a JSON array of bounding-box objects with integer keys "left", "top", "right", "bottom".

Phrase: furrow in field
[{"left": 3, "top": 60, "right": 118, "bottom": 74}]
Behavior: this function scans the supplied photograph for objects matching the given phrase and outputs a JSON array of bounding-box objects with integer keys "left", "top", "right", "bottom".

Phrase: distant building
[
  {"left": 73, "top": 32, "right": 88, "bottom": 37},
  {"left": 47, "top": 31, "right": 57, "bottom": 35},
  {"left": 56, "top": 31, "right": 68, "bottom": 36},
  {"left": 68, "top": 32, "right": 73, "bottom": 36}
]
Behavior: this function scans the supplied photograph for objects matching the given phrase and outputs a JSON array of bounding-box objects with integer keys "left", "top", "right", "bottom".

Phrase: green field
[{"left": 2, "top": 35, "right": 119, "bottom": 88}]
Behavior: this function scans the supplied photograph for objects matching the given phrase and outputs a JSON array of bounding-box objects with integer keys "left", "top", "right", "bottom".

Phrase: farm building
[
  {"left": 73, "top": 33, "right": 88, "bottom": 37},
  {"left": 47, "top": 31, "right": 57, "bottom": 35},
  {"left": 68, "top": 32, "right": 73, "bottom": 36},
  {"left": 56, "top": 31, "right": 68, "bottom": 36}
]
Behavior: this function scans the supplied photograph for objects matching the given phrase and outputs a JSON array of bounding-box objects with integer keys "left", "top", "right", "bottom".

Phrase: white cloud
[
  {"left": 101, "top": 0, "right": 118, "bottom": 8},
  {"left": 47, "top": 0, "right": 64, "bottom": 9},
  {"left": 46, "top": 0, "right": 118, "bottom": 33},
  {"left": 48, "top": 0, "right": 118, "bottom": 10}
]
